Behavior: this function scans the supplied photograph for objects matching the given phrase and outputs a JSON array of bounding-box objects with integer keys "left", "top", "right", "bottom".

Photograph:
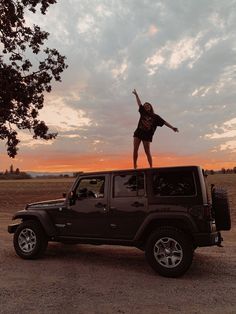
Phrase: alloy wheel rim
[
  {"left": 18, "top": 228, "right": 37, "bottom": 253},
  {"left": 154, "top": 237, "right": 183, "bottom": 268}
]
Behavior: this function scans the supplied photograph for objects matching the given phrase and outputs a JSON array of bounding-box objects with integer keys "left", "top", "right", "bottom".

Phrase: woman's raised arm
[{"left": 132, "top": 89, "right": 142, "bottom": 107}]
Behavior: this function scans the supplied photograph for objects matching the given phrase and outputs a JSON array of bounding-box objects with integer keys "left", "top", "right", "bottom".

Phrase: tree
[
  {"left": 0, "top": 0, "right": 67, "bottom": 157},
  {"left": 10, "top": 164, "right": 13, "bottom": 173},
  {"left": 221, "top": 168, "right": 226, "bottom": 174}
]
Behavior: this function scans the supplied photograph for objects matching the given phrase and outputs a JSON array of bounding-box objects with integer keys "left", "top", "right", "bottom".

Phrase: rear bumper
[
  {"left": 194, "top": 231, "right": 222, "bottom": 247},
  {"left": 8, "top": 223, "right": 20, "bottom": 234}
]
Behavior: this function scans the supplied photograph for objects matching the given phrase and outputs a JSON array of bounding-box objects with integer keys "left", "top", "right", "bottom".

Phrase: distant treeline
[
  {"left": 35, "top": 174, "right": 72, "bottom": 179},
  {"left": 0, "top": 165, "right": 31, "bottom": 180},
  {"left": 205, "top": 167, "right": 236, "bottom": 175},
  {"left": 0, "top": 165, "right": 80, "bottom": 180}
]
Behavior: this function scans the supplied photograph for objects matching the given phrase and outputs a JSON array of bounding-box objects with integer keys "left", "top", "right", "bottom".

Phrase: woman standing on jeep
[{"left": 132, "top": 89, "right": 179, "bottom": 169}]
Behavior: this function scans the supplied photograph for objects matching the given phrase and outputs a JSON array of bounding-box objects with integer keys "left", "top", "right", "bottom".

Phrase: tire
[
  {"left": 13, "top": 220, "right": 48, "bottom": 259},
  {"left": 145, "top": 227, "right": 193, "bottom": 278},
  {"left": 212, "top": 187, "right": 231, "bottom": 231}
]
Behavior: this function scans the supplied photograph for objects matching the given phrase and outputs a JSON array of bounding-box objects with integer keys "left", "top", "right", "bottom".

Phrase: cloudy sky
[{"left": 1, "top": 0, "right": 236, "bottom": 172}]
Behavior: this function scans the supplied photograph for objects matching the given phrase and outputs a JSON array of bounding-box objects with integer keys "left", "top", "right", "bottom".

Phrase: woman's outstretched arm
[
  {"left": 164, "top": 121, "right": 179, "bottom": 132},
  {"left": 132, "top": 89, "right": 142, "bottom": 107}
]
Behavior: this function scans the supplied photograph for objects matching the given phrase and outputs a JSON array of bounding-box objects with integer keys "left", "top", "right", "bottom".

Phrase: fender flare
[
  {"left": 134, "top": 212, "right": 198, "bottom": 241},
  {"left": 12, "top": 210, "right": 57, "bottom": 237}
]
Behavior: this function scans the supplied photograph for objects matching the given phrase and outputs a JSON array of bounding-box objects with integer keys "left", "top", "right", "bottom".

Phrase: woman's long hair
[{"left": 144, "top": 102, "right": 154, "bottom": 114}]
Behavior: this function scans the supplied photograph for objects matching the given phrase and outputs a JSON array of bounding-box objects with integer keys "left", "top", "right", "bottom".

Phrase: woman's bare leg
[
  {"left": 143, "top": 140, "right": 152, "bottom": 168},
  {"left": 133, "top": 137, "right": 141, "bottom": 168}
]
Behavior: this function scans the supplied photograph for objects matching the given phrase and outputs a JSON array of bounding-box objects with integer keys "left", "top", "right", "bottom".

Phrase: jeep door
[
  {"left": 108, "top": 171, "right": 147, "bottom": 239},
  {"left": 54, "top": 174, "right": 109, "bottom": 237}
]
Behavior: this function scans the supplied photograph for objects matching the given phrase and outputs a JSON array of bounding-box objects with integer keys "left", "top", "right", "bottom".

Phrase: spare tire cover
[{"left": 211, "top": 187, "right": 231, "bottom": 231}]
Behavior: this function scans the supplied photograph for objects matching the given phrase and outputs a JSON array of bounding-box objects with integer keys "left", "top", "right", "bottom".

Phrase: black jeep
[{"left": 8, "top": 166, "right": 231, "bottom": 277}]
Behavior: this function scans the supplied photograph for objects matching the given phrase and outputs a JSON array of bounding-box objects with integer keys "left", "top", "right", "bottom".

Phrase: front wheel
[
  {"left": 14, "top": 220, "right": 48, "bottom": 259},
  {"left": 145, "top": 227, "right": 193, "bottom": 277}
]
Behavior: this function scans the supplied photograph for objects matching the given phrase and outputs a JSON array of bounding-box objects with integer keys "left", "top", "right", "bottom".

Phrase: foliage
[{"left": 0, "top": 0, "right": 68, "bottom": 157}]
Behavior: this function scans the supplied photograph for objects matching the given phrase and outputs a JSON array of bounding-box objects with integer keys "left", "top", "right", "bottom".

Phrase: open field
[{"left": 0, "top": 175, "right": 235, "bottom": 313}]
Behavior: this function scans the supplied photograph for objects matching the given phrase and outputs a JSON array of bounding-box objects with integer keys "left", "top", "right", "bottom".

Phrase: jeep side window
[
  {"left": 114, "top": 173, "right": 144, "bottom": 197},
  {"left": 76, "top": 177, "right": 105, "bottom": 199},
  {"left": 153, "top": 171, "right": 196, "bottom": 196}
]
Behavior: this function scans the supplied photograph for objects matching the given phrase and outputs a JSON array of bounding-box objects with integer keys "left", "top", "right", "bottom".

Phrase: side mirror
[{"left": 69, "top": 191, "right": 76, "bottom": 205}]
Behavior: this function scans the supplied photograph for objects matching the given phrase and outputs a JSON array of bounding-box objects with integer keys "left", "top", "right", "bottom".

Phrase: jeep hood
[{"left": 26, "top": 198, "right": 66, "bottom": 210}]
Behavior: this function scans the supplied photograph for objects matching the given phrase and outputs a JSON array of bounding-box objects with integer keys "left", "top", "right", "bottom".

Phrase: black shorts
[{"left": 133, "top": 128, "right": 153, "bottom": 142}]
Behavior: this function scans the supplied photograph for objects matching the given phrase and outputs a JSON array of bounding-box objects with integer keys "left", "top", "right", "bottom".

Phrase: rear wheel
[
  {"left": 145, "top": 227, "right": 193, "bottom": 277},
  {"left": 14, "top": 220, "right": 48, "bottom": 259}
]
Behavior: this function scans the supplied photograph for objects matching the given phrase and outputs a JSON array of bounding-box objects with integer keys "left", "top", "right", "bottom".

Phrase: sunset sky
[{"left": 1, "top": 0, "right": 236, "bottom": 172}]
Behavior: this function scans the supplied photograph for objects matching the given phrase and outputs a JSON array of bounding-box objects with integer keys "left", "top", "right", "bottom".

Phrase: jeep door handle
[{"left": 131, "top": 202, "right": 144, "bottom": 207}]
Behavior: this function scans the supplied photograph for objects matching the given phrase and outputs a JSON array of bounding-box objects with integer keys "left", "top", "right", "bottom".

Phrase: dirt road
[
  {"left": 1, "top": 224, "right": 236, "bottom": 314},
  {"left": 0, "top": 177, "right": 235, "bottom": 313}
]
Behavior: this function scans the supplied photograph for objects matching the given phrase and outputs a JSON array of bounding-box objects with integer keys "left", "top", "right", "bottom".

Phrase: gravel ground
[{"left": 0, "top": 212, "right": 235, "bottom": 314}]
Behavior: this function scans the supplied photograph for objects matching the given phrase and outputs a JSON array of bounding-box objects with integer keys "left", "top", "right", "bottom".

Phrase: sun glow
[{"left": 1, "top": 152, "right": 235, "bottom": 173}]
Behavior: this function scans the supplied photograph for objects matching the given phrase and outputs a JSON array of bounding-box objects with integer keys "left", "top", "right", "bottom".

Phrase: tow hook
[{"left": 217, "top": 234, "right": 224, "bottom": 247}]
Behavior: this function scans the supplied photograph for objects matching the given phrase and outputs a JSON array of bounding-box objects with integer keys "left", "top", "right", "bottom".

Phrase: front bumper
[{"left": 194, "top": 231, "right": 222, "bottom": 247}]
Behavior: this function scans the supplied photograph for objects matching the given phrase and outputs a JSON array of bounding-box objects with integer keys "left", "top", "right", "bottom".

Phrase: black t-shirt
[{"left": 137, "top": 105, "right": 165, "bottom": 136}]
